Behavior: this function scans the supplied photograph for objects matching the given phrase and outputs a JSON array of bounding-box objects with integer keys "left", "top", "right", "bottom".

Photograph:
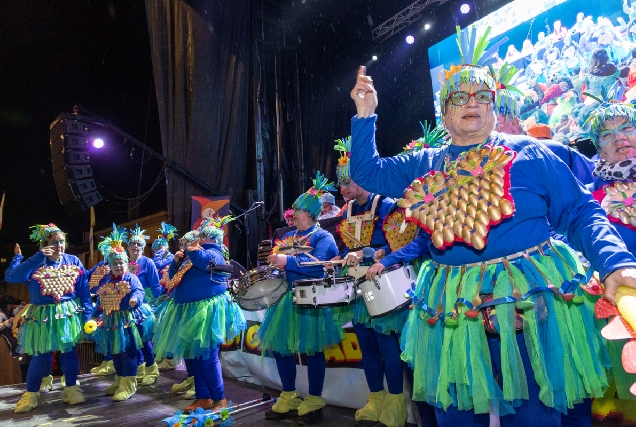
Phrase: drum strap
[{"left": 347, "top": 195, "right": 380, "bottom": 241}]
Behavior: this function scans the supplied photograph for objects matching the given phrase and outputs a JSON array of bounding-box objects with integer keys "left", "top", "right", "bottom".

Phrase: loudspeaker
[{"left": 50, "top": 113, "right": 103, "bottom": 216}]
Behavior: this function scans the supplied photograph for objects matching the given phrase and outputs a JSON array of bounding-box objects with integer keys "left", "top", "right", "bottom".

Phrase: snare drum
[
  {"left": 293, "top": 276, "right": 356, "bottom": 308},
  {"left": 338, "top": 264, "right": 370, "bottom": 280},
  {"left": 355, "top": 263, "right": 415, "bottom": 318},
  {"left": 231, "top": 266, "right": 287, "bottom": 311}
]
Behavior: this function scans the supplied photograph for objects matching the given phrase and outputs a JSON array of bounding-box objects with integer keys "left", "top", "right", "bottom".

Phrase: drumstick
[{"left": 340, "top": 229, "right": 364, "bottom": 247}]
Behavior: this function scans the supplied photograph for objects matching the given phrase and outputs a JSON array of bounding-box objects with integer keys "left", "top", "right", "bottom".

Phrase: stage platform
[{"left": 0, "top": 368, "right": 366, "bottom": 427}]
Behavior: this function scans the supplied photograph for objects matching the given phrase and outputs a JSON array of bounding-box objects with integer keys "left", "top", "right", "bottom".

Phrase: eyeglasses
[
  {"left": 448, "top": 90, "right": 496, "bottom": 107},
  {"left": 49, "top": 240, "right": 65, "bottom": 246},
  {"left": 128, "top": 241, "right": 144, "bottom": 248}
]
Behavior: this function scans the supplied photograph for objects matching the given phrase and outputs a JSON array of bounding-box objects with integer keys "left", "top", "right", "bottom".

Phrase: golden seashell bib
[
  {"left": 32, "top": 264, "right": 82, "bottom": 301},
  {"left": 98, "top": 280, "right": 131, "bottom": 315},
  {"left": 164, "top": 260, "right": 193, "bottom": 291},
  {"left": 337, "top": 195, "right": 381, "bottom": 250},
  {"left": 599, "top": 181, "right": 636, "bottom": 229},
  {"left": 89, "top": 264, "right": 110, "bottom": 290},
  {"left": 398, "top": 144, "right": 516, "bottom": 250},
  {"left": 382, "top": 209, "right": 418, "bottom": 252}
]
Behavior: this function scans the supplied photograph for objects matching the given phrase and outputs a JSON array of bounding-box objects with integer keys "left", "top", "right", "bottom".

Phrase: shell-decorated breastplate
[
  {"left": 336, "top": 196, "right": 381, "bottom": 250},
  {"left": 164, "top": 260, "right": 193, "bottom": 291},
  {"left": 600, "top": 181, "right": 636, "bottom": 229},
  {"left": 159, "top": 265, "right": 170, "bottom": 289},
  {"left": 98, "top": 280, "right": 131, "bottom": 315},
  {"left": 32, "top": 264, "right": 82, "bottom": 301},
  {"left": 398, "top": 144, "right": 516, "bottom": 250},
  {"left": 382, "top": 209, "right": 418, "bottom": 252},
  {"left": 89, "top": 264, "right": 110, "bottom": 290}
]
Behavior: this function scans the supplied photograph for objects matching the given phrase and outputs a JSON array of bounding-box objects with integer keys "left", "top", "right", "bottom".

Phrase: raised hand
[
  {"left": 14, "top": 243, "right": 21, "bottom": 256},
  {"left": 186, "top": 239, "right": 203, "bottom": 252},
  {"left": 41, "top": 246, "right": 55, "bottom": 257},
  {"left": 174, "top": 249, "right": 185, "bottom": 261},
  {"left": 350, "top": 66, "right": 378, "bottom": 118}
]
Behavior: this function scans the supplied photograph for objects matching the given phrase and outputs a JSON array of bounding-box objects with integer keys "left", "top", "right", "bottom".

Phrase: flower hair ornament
[
  {"left": 292, "top": 171, "right": 336, "bottom": 218},
  {"left": 98, "top": 223, "right": 129, "bottom": 264},
  {"left": 152, "top": 222, "right": 178, "bottom": 251},
  {"left": 401, "top": 121, "right": 449, "bottom": 154},
  {"left": 29, "top": 223, "right": 64, "bottom": 248},
  {"left": 334, "top": 136, "right": 352, "bottom": 186},
  {"left": 584, "top": 82, "right": 636, "bottom": 150}
]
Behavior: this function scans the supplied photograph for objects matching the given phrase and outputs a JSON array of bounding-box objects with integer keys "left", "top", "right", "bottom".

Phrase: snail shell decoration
[
  {"left": 33, "top": 265, "right": 82, "bottom": 301},
  {"left": 601, "top": 182, "right": 636, "bottom": 229},
  {"left": 397, "top": 144, "right": 516, "bottom": 250},
  {"left": 89, "top": 264, "right": 110, "bottom": 290},
  {"left": 98, "top": 281, "right": 131, "bottom": 315}
]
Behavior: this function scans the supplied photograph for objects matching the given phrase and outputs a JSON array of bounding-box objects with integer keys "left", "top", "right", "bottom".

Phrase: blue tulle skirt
[{"left": 94, "top": 303, "right": 155, "bottom": 355}]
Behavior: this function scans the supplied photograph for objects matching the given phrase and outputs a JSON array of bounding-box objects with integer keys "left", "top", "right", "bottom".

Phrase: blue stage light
[{"left": 406, "top": 35, "right": 414, "bottom": 44}]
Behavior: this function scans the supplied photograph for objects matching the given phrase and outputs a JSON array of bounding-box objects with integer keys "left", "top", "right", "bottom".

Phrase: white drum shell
[
  {"left": 356, "top": 264, "right": 415, "bottom": 318},
  {"left": 293, "top": 277, "right": 356, "bottom": 308}
]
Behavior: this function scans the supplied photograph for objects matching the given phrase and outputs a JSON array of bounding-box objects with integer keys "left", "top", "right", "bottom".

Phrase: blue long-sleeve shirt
[
  {"left": 130, "top": 255, "right": 162, "bottom": 298},
  {"left": 538, "top": 139, "right": 595, "bottom": 186},
  {"left": 93, "top": 272, "right": 145, "bottom": 316},
  {"left": 169, "top": 243, "right": 228, "bottom": 304},
  {"left": 350, "top": 115, "right": 636, "bottom": 280},
  {"left": 341, "top": 194, "right": 393, "bottom": 261},
  {"left": 153, "top": 249, "right": 174, "bottom": 271},
  {"left": 5, "top": 252, "right": 92, "bottom": 322},
  {"left": 281, "top": 225, "right": 339, "bottom": 287}
]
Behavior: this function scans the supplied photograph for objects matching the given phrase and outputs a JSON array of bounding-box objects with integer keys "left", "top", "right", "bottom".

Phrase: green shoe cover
[
  {"left": 172, "top": 376, "right": 194, "bottom": 394},
  {"left": 378, "top": 392, "right": 408, "bottom": 427},
  {"left": 113, "top": 376, "right": 137, "bottom": 401},
  {"left": 355, "top": 390, "right": 388, "bottom": 421},
  {"left": 141, "top": 362, "right": 159, "bottom": 386},
  {"left": 184, "top": 384, "right": 196, "bottom": 400},
  {"left": 40, "top": 375, "right": 54, "bottom": 392},
  {"left": 90, "top": 360, "right": 108, "bottom": 374},
  {"left": 60, "top": 376, "right": 80, "bottom": 388},
  {"left": 105, "top": 375, "right": 121, "bottom": 395},
  {"left": 271, "top": 390, "right": 302, "bottom": 413},
  {"left": 158, "top": 359, "right": 177, "bottom": 371},
  {"left": 63, "top": 385, "right": 85, "bottom": 405},
  {"left": 297, "top": 394, "right": 326, "bottom": 417},
  {"left": 135, "top": 364, "right": 145, "bottom": 381},
  {"left": 14, "top": 391, "right": 39, "bottom": 413},
  {"left": 97, "top": 360, "right": 116, "bottom": 376}
]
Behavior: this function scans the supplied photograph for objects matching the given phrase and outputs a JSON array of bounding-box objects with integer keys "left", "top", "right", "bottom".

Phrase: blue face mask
[{"left": 598, "top": 120, "right": 636, "bottom": 148}]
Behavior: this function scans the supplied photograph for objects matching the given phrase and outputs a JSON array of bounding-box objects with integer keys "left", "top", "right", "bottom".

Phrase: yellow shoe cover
[
  {"left": 63, "top": 385, "right": 86, "bottom": 405},
  {"left": 40, "top": 375, "right": 54, "bottom": 392},
  {"left": 172, "top": 376, "right": 194, "bottom": 394},
  {"left": 271, "top": 390, "right": 302, "bottom": 414},
  {"left": 141, "top": 362, "right": 159, "bottom": 386},
  {"left": 97, "top": 360, "right": 115, "bottom": 376},
  {"left": 355, "top": 390, "right": 388, "bottom": 421},
  {"left": 158, "top": 359, "right": 177, "bottom": 371},
  {"left": 184, "top": 384, "right": 196, "bottom": 400},
  {"left": 135, "top": 364, "right": 145, "bottom": 381},
  {"left": 60, "top": 376, "right": 80, "bottom": 388},
  {"left": 112, "top": 376, "right": 137, "bottom": 401},
  {"left": 378, "top": 392, "right": 408, "bottom": 427},
  {"left": 297, "top": 394, "right": 326, "bottom": 417},
  {"left": 14, "top": 391, "right": 39, "bottom": 413},
  {"left": 90, "top": 360, "right": 108, "bottom": 374},
  {"left": 105, "top": 375, "right": 121, "bottom": 395}
]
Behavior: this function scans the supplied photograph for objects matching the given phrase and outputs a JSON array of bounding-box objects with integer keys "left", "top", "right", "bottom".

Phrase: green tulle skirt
[
  {"left": 401, "top": 240, "right": 609, "bottom": 416},
  {"left": 256, "top": 291, "right": 353, "bottom": 357},
  {"left": 153, "top": 292, "right": 246, "bottom": 360},
  {"left": 350, "top": 297, "right": 410, "bottom": 335},
  {"left": 94, "top": 303, "right": 155, "bottom": 355},
  {"left": 18, "top": 299, "right": 84, "bottom": 356}
]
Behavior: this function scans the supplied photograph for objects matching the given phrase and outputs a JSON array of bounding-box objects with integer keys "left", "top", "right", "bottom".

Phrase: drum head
[{"left": 237, "top": 277, "right": 288, "bottom": 311}]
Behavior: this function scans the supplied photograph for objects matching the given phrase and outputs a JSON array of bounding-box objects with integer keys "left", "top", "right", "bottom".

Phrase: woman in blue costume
[
  {"left": 258, "top": 172, "right": 347, "bottom": 425},
  {"left": 127, "top": 225, "right": 162, "bottom": 385},
  {"left": 153, "top": 216, "right": 245, "bottom": 412},
  {"left": 332, "top": 136, "right": 411, "bottom": 427},
  {"left": 351, "top": 26, "right": 636, "bottom": 427},
  {"left": 90, "top": 225, "right": 155, "bottom": 401},
  {"left": 86, "top": 257, "right": 116, "bottom": 376},
  {"left": 5, "top": 223, "right": 92, "bottom": 413}
]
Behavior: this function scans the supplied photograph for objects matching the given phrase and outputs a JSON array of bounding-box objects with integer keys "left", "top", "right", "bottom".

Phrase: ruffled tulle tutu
[
  {"left": 401, "top": 240, "right": 609, "bottom": 416},
  {"left": 153, "top": 292, "right": 246, "bottom": 360},
  {"left": 94, "top": 303, "right": 155, "bottom": 355},
  {"left": 18, "top": 299, "right": 84, "bottom": 355},
  {"left": 350, "top": 298, "right": 409, "bottom": 335},
  {"left": 256, "top": 291, "right": 352, "bottom": 357},
  {"left": 153, "top": 294, "right": 170, "bottom": 324},
  {"left": 144, "top": 287, "right": 158, "bottom": 307}
]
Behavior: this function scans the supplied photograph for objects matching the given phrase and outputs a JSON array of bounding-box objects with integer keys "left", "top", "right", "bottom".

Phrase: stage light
[
  {"left": 424, "top": 23, "right": 431, "bottom": 30},
  {"left": 93, "top": 138, "right": 104, "bottom": 148},
  {"left": 406, "top": 35, "right": 414, "bottom": 44},
  {"left": 460, "top": 3, "right": 470, "bottom": 14},
  {"left": 372, "top": 55, "right": 378, "bottom": 61}
]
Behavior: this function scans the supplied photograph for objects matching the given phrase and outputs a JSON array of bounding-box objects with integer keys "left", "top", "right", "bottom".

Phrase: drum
[
  {"left": 338, "top": 264, "right": 370, "bottom": 280},
  {"left": 231, "top": 265, "right": 287, "bottom": 311},
  {"left": 355, "top": 263, "right": 415, "bottom": 318},
  {"left": 293, "top": 276, "right": 356, "bottom": 308}
]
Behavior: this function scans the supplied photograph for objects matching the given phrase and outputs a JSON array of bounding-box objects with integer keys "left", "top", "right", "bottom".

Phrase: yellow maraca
[
  {"left": 616, "top": 286, "right": 636, "bottom": 332},
  {"left": 84, "top": 319, "right": 98, "bottom": 334}
]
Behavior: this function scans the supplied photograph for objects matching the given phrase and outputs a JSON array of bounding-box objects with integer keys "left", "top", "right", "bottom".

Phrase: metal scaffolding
[{"left": 371, "top": 0, "right": 451, "bottom": 41}]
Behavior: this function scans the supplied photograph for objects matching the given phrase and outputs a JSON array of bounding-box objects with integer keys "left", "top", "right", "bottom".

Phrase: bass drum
[{"left": 232, "top": 265, "right": 287, "bottom": 311}]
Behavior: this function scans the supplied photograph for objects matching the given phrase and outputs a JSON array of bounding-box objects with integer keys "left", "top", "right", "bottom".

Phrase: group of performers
[{"left": 7, "top": 23, "right": 636, "bottom": 427}]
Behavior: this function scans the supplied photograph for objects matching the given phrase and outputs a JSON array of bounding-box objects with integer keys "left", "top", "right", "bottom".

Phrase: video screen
[{"left": 428, "top": 0, "right": 636, "bottom": 146}]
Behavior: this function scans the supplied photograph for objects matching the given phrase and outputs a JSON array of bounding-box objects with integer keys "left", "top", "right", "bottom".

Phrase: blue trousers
[
  {"left": 274, "top": 352, "right": 326, "bottom": 396},
  {"left": 112, "top": 347, "right": 139, "bottom": 376},
  {"left": 190, "top": 346, "right": 224, "bottom": 400},
  {"left": 26, "top": 348, "right": 78, "bottom": 392},
  {"left": 432, "top": 334, "right": 591, "bottom": 427},
  {"left": 137, "top": 341, "right": 155, "bottom": 367},
  {"left": 185, "top": 358, "right": 193, "bottom": 376},
  {"left": 353, "top": 323, "right": 403, "bottom": 394}
]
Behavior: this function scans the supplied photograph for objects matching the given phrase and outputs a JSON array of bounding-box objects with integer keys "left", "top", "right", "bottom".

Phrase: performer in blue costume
[
  {"left": 258, "top": 172, "right": 347, "bottom": 425},
  {"left": 351, "top": 26, "right": 636, "bottom": 427},
  {"left": 91, "top": 225, "right": 155, "bottom": 401},
  {"left": 127, "top": 225, "right": 162, "bottom": 385},
  {"left": 86, "top": 257, "right": 116, "bottom": 376},
  {"left": 6, "top": 224, "right": 91, "bottom": 413},
  {"left": 153, "top": 216, "right": 245, "bottom": 412}
]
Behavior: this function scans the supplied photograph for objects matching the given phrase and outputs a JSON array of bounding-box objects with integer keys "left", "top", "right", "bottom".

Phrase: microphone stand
[{"left": 233, "top": 201, "right": 264, "bottom": 271}]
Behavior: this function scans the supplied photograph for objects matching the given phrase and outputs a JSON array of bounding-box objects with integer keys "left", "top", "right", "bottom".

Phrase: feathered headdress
[
  {"left": 29, "top": 223, "right": 64, "bottom": 248},
  {"left": 584, "top": 82, "right": 636, "bottom": 150},
  {"left": 401, "top": 121, "right": 449, "bottom": 154},
  {"left": 334, "top": 136, "right": 352, "bottom": 186},
  {"left": 490, "top": 62, "right": 524, "bottom": 119},
  {"left": 180, "top": 230, "right": 200, "bottom": 245},
  {"left": 199, "top": 215, "right": 234, "bottom": 244},
  {"left": 128, "top": 224, "right": 148, "bottom": 247},
  {"left": 151, "top": 222, "right": 178, "bottom": 251},
  {"left": 98, "top": 223, "right": 129, "bottom": 264},
  {"left": 293, "top": 171, "right": 336, "bottom": 218},
  {"left": 439, "top": 26, "right": 508, "bottom": 114}
]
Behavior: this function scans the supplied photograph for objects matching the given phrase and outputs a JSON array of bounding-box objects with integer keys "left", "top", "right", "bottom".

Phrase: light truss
[{"left": 371, "top": 0, "right": 451, "bottom": 41}]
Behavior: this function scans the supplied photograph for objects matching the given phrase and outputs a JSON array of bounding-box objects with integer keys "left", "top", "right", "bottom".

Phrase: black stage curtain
[{"left": 145, "top": 0, "right": 250, "bottom": 240}]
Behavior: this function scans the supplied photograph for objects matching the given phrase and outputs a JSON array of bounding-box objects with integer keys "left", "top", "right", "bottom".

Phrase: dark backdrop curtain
[{"left": 144, "top": 0, "right": 250, "bottom": 247}]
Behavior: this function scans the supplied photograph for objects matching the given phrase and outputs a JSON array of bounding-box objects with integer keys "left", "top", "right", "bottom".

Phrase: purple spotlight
[
  {"left": 93, "top": 138, "right": 104, "bottom": 148},
  {"left": 460, "top": 3, "right": 470, "bottom": 14},
  {"left": 406, "top": 35, "right": 415, "bottom": 44}
]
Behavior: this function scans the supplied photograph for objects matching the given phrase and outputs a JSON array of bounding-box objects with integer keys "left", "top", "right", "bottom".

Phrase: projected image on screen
[{"left": 428, "top": 0, "right": 636, "bottom": 148}]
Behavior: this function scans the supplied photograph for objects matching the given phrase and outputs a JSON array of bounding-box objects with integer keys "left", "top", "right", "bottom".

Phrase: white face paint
[{"left": 598, "top": 117, "right": 636, "bottom": 163}]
